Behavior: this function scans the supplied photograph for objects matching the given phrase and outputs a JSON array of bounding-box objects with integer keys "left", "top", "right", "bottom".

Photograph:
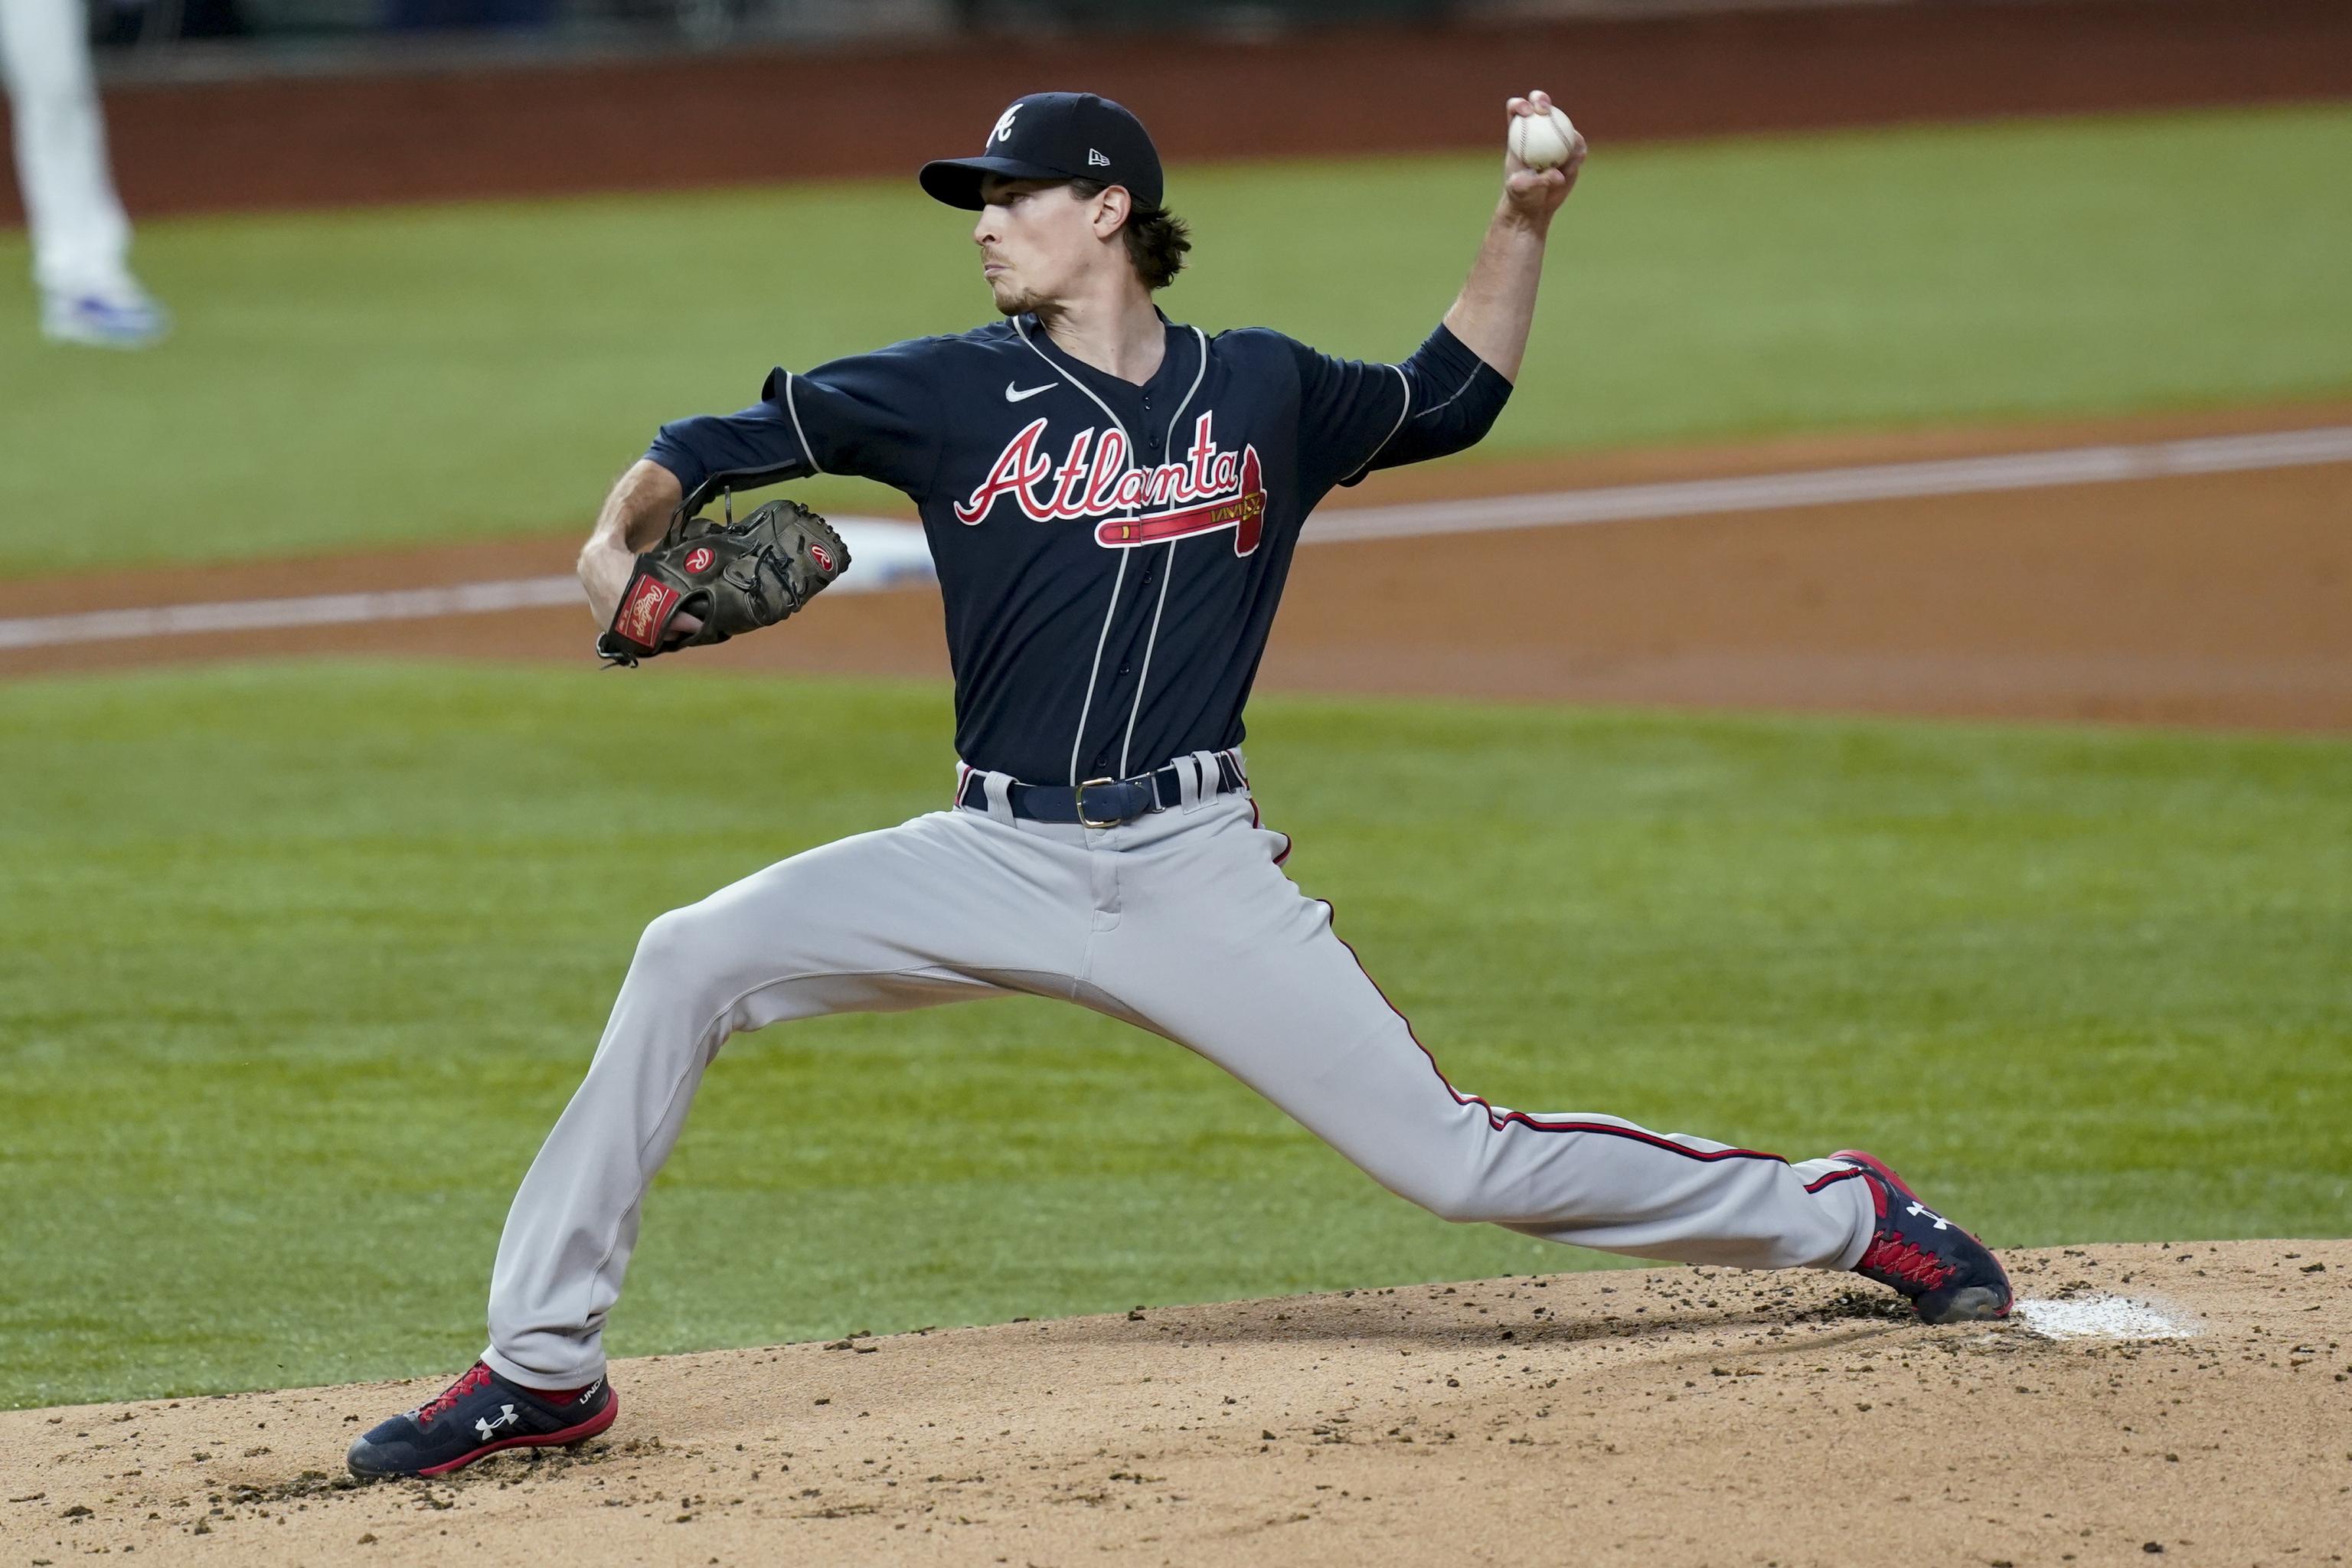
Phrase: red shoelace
[
  {"left": 1860, "top": 1232, "right": 1958, "bottom": 1292},
  {"left": 413, "top": 1363, "right": 495, "bottom": 1426}
]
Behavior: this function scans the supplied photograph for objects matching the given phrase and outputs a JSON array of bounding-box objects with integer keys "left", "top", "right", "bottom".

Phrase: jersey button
[{"left": 1118, "top": 662, "right": 1132, "bottom": 677}]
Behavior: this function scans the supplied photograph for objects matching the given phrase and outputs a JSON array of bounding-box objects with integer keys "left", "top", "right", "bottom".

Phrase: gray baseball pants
[{"left": 484, "top": 754, "right": 1875, "bottom": 1388}]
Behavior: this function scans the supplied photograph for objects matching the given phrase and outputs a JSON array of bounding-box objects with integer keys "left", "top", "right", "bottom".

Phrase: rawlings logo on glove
[{"left": 595, "top": 498, "right": 851, "bottom": 667}]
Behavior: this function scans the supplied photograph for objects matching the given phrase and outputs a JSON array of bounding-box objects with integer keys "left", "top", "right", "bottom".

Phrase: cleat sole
[{"left": 1917, "top": 1285, "right": 2012, "bottom": 1325}]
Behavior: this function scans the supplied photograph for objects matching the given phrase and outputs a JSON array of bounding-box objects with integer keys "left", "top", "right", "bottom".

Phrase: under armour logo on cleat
[
  {"left": 1906, "top": 1201, "right": 1949, "bottom": 1230},
  {"left": 1088, "top": 148, "right": 1112, "bottom": 167},
  {"left": 475, "top": 1404, "right": 519, "bottom": 1440}
]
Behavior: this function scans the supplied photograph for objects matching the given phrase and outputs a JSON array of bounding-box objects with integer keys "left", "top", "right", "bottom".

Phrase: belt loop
[
  {"left": 952, "top": 761, "right": 972, "bottom": 808},
  {"left": 1180, "top": 750, "right": 1215, "bottom": 812},
  {"left": 982, "top": 770, "right": 1017, "bottom": 826},
  {"left": 1224, "top": 747, "right": 1248, "bottom": 791}
]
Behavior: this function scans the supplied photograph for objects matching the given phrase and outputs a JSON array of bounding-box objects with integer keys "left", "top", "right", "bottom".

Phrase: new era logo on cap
[{"left": 918, "top": 92, "right": 1165, "bottom": 211}]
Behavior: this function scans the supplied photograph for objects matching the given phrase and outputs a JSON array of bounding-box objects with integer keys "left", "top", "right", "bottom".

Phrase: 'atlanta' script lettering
[{"left": 956, "top": 413, "right": 1264, "bottom": 558}]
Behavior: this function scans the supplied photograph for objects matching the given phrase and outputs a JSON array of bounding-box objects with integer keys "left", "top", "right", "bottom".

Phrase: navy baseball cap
[{"left": 920, "top": 92, "right": 1164, "bottom": 211}]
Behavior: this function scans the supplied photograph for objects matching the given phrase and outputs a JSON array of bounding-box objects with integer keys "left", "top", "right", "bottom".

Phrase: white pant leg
[
  {"left": 0, "top": 0, "right": 133, "bottom": 295},
  {"left": 485, "top": 808, "right": 1091, "bottom": 1388},
  {"left": 1086, "top": 795, "right": 1876, "bottom": 1272}
]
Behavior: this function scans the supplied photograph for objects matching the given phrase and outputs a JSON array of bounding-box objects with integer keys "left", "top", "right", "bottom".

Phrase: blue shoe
[
  {"left": 41, "top": 289, "right": 172, "bottom": 349},
  {"left": 1835, "top": 1149, "right": 2013, "bottom": 1324},
  {"left": 347, "top": 1361, "right": 617, "bottom": 1478}
]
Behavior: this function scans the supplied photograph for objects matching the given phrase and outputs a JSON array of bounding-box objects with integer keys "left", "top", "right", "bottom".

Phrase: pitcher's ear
[{"left": 1093, "top": 184, "right": 1133, "bottom": 238}]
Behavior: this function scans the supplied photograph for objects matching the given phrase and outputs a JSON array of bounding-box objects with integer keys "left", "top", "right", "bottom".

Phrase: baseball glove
[{"left": 595, "top": 498, "right": 850, "bottom": 667}]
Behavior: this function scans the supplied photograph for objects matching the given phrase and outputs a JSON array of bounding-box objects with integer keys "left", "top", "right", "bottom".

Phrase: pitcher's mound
[{"left": 5, "top": 1240, "right": 2345, "bottom": 1566}]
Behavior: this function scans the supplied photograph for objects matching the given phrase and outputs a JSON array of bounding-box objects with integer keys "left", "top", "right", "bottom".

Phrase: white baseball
[{"left": 1509, "top": 106, "right": 1579, "bottom": 172}]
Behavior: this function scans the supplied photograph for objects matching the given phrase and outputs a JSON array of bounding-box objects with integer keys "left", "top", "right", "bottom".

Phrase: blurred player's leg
[{"left": 0, "top": 0, "right": 167, "bottom": 346}]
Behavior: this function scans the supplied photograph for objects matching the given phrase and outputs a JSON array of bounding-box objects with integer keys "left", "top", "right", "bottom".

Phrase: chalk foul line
[
  {"left": 1298, "top": 424, "right": 2352, "bottom": 544},
  {"left": 2, "top": 426, "right": 2345, "bottom": 652},
  {"left": 0, "top": 517, "right": 939, "bottom": 652}
]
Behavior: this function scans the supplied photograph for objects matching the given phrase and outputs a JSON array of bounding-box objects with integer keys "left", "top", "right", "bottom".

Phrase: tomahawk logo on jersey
[{"left": 644, "top": 314, "right": 1510, "bottom": 785}]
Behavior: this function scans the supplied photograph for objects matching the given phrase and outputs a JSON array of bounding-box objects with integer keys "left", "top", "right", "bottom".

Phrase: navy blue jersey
[{"left": 646, "top": 314, "right": 1511, "bottom": 783}]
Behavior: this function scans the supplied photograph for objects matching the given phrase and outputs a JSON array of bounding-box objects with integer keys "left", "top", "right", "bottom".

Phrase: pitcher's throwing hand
[{"left": 1501, "top": 90, "right": 1586, "bottom": 226}]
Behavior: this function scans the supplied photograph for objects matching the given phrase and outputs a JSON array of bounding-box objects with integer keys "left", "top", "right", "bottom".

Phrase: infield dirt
[
  {"left": 8, "top": 405, "right": 2348, "bottom": 733},
  {"left": 4, "top": 1240, "right": 2345, "bottom": 1566}
]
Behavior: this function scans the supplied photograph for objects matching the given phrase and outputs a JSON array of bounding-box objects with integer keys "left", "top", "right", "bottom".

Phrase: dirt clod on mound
[{"left": 3, "top": 1240, "right": 2345, "bottom": 1566}]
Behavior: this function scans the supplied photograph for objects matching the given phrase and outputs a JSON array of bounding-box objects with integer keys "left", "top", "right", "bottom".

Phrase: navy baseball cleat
[
  {"left": 1835, "top": 1149, "right": 2013, "bottom": 1325},
  {"left": 347, "top": 1362, "right": 616, "bottom": 1478}
]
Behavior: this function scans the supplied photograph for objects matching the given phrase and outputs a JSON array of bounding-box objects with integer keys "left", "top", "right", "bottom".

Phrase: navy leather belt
[{"left": 958, "top": 752, "right": 1246, "bottom": 827}]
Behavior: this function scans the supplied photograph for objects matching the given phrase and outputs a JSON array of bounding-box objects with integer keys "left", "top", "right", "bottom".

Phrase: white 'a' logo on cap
[{"left": 991, "top": 103, "right": 1022, "bottom": 145}]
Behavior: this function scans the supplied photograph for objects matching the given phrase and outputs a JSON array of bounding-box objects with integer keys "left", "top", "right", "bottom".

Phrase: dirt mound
[{"left": 5, "top": 1240, "right": 2345, "bottom": 1565}]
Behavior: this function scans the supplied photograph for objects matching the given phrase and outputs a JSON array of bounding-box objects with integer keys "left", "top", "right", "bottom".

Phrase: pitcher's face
[{"left": 972, "top": 176, "right": 1122, "bottom": 315}]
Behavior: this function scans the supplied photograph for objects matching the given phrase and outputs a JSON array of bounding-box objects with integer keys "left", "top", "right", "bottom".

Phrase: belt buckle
[{"left": 1076, "top": 776, "right": 1122, "bottom": 829}]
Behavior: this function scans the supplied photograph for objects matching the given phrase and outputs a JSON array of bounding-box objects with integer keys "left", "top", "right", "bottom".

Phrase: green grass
[
  {"left": 2, "top": 104, "right": 2347, "bottom": 577},
  {"left": 2, "top": 662, "right": 2347, "bottom": 1410}
]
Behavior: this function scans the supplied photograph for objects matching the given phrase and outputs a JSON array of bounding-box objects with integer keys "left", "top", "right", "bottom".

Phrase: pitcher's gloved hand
[{"left": 596, "top": 498, "right": 849, "bottom": 667}]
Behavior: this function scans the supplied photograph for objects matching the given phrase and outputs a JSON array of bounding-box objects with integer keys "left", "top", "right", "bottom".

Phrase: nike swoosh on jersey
[{"left": 1004, "top": 382, "right": 1056, "bottom": 403}]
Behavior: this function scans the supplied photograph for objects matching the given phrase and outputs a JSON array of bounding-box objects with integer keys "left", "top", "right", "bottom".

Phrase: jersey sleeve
[
  {"left": 1289, "top": 322, "right": 1514, "bottom": 492},
  {"left": 643, "top": 338, "right": 946, "bottom": 511}
]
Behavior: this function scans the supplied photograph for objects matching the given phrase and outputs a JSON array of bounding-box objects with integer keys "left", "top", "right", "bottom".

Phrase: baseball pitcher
[{"left": 348, "top": 90, "right": 2010, "bottom": 1479}]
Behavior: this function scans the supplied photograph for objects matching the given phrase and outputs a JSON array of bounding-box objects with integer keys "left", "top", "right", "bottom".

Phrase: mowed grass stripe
[
  {"left": 1, "top": 662, "right": 2346, "bottom": 1409},
  {"left": 2, "top": 105, "right": 2348, "bottom": 575}
]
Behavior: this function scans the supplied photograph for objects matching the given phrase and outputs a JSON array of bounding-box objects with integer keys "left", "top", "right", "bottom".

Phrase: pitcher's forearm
[
  {"left": 578, "top": 460, "right": 684, "bottom": 625},
  {"left": 1442, "top": 214, "right": 1552, "bottom": 385}
]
